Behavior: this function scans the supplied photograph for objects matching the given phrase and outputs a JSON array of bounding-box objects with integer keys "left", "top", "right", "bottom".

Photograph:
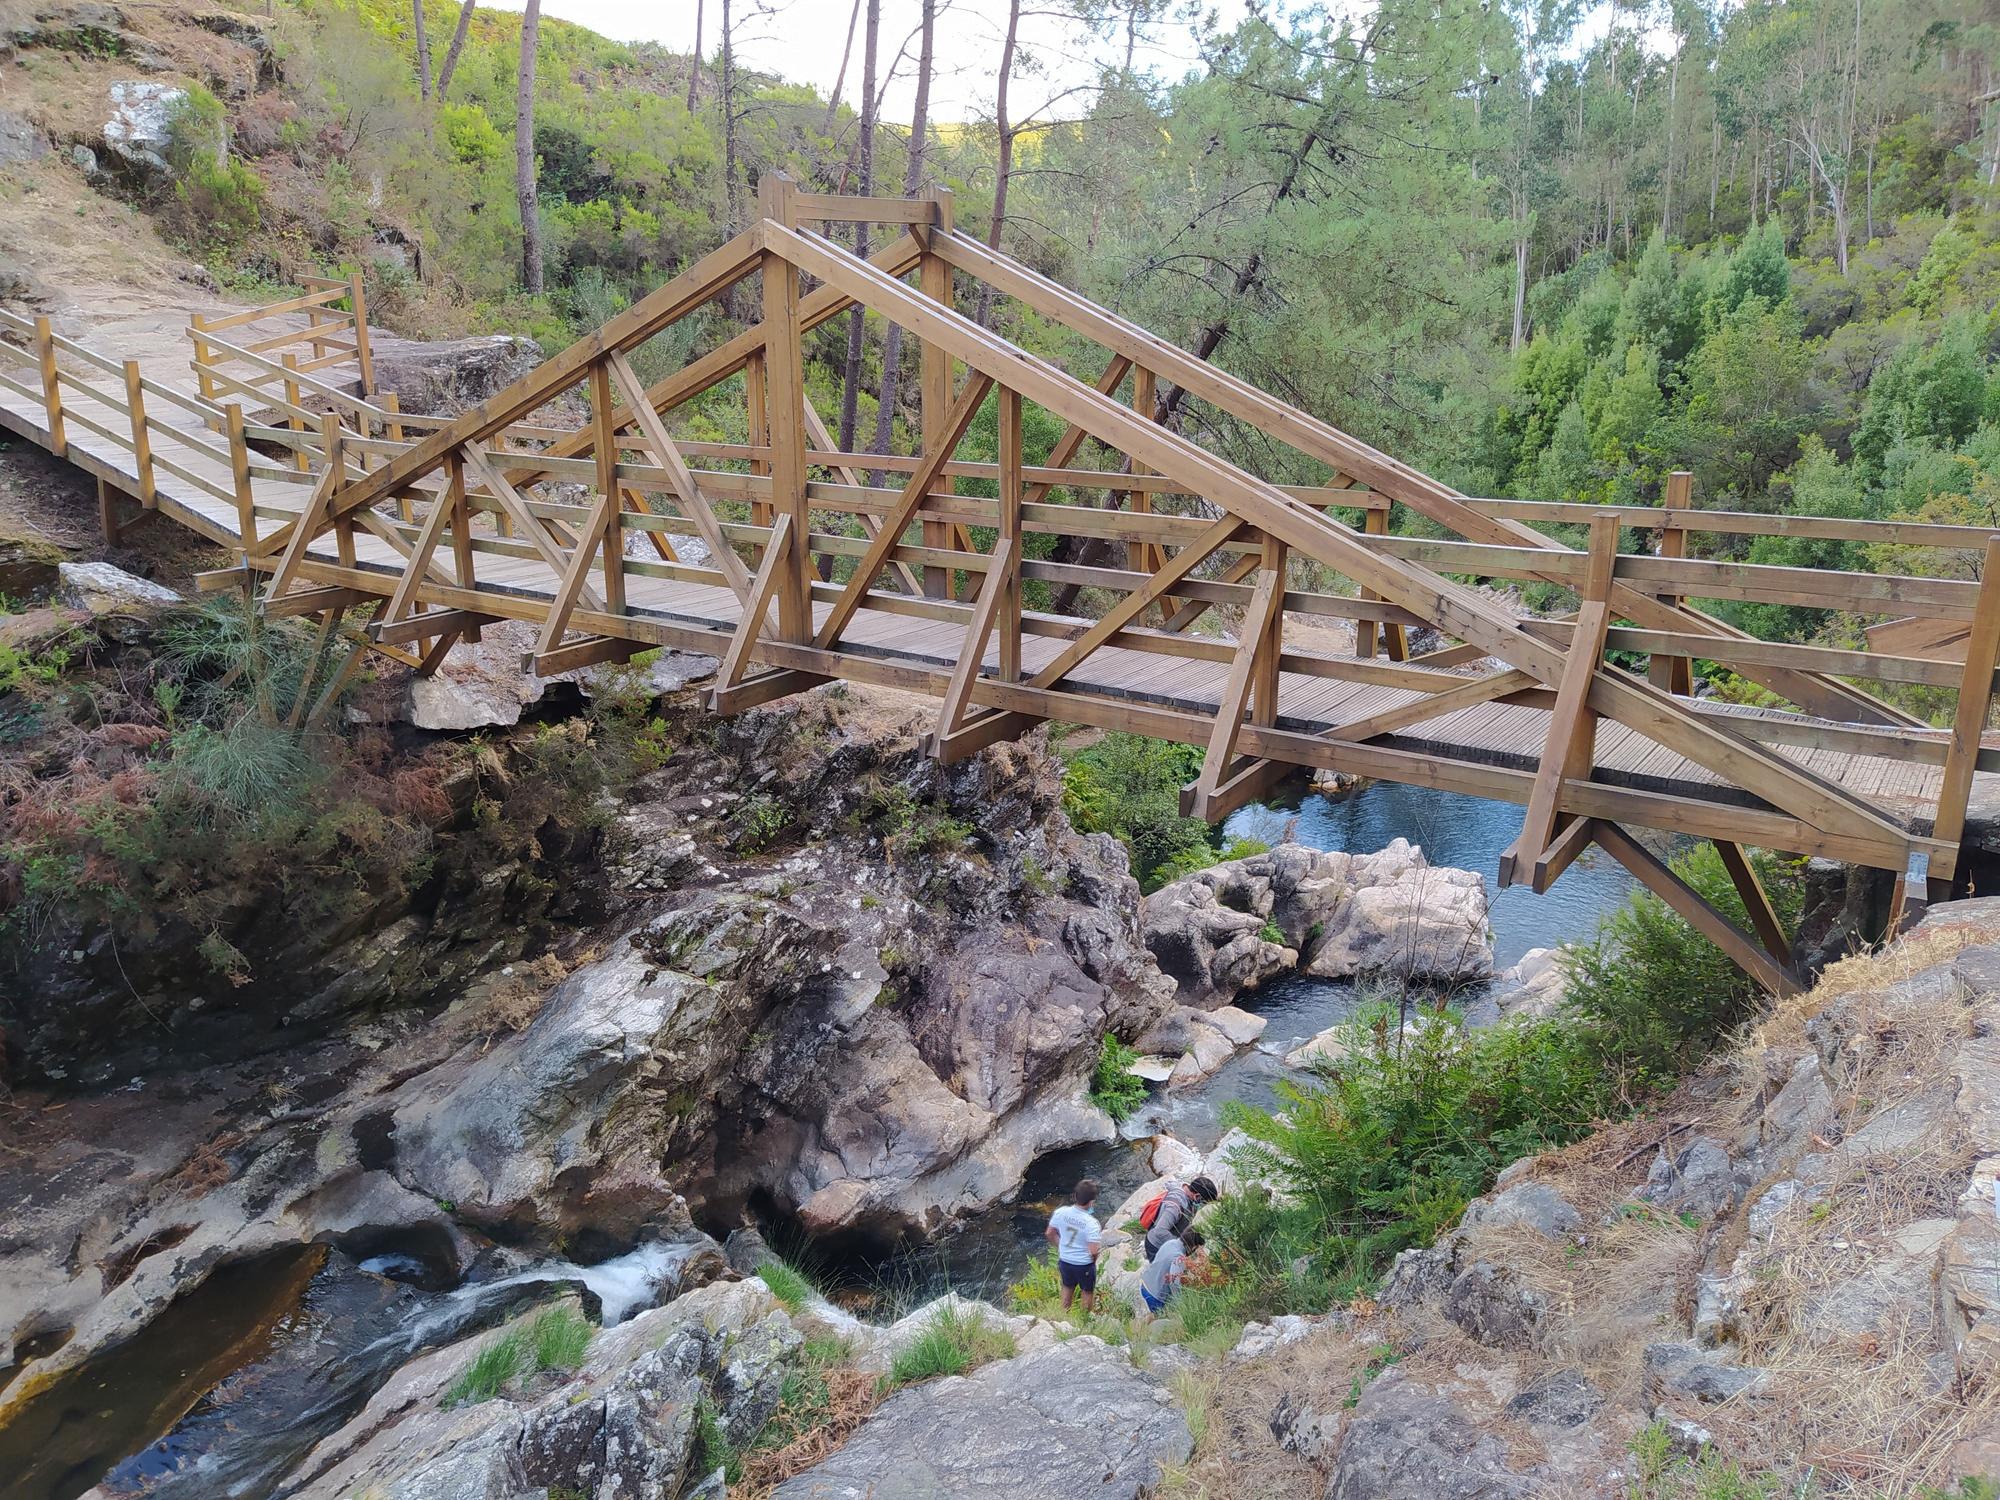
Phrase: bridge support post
[
  {"left": 1648, "top": 471, "right": 1695, "bottom": 695},
  {"left": 919, "top": 187, "right": 956, "bottom": 600},
  {"left": 122, "top": 360, "right": 155, "bottom": 507},
  {"left": 33, "top": 315, "right": 64, "bottom": 457},
  {"left": 1184, "top": 533, "right": 1292, "bottom": 821},
  {"left": 1593, "top": 823, "right": 1801, "bottom": 995},
  {"left": 1928, "top": 534, "right": 2000, "bottom": 900},
  {"left": 1500, "top": 514, "right": 1615, "bottom": 889}
]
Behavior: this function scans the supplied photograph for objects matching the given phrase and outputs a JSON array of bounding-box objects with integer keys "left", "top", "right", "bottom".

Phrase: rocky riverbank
[{"left": 98, "top": 892, "right": 1994, "bottom": 1499}]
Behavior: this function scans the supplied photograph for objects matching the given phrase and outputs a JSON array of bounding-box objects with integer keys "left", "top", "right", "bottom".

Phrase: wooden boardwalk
[{"left": 5, "top": 182, "right": 1999, "bottom": 992}]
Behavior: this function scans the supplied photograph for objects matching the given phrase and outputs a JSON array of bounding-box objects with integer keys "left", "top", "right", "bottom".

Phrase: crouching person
[{"left": 1139, "top": 1228, "right": 1204, "bottom": 1316}]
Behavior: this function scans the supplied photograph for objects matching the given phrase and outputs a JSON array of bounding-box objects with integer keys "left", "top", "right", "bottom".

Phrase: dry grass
[
  {"left": 1156, "top": 1317, "right": 1381, "bottom": 1498},
  {"left": 732, "top": 1365, "right": 880, "bottom": 1500}
]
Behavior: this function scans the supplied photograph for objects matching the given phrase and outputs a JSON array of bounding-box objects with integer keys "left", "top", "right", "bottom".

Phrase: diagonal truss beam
[
  {"left": 264, "top": 228, "right": 770, "bottom": 554},
  {"left": 606, "top": 350, "right": 752, "bottom": 599},
  {"left": 814, "top": 371, "right": 996, "bottom": 648}
]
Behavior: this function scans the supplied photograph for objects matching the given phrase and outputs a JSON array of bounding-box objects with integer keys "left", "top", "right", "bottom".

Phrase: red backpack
[{"left": 1137, "top": 1187, "right": 1174, "bottom": 1231}]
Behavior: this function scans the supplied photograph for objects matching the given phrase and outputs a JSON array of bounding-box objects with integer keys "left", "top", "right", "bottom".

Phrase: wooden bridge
[{"left": 5, "top": 181, "right": 1999, "bottom": 995}]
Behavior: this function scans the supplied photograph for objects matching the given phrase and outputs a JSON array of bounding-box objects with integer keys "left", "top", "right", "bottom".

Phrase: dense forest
[{"left": 154, "top": 0, "right": 2000, "bottom": 664}]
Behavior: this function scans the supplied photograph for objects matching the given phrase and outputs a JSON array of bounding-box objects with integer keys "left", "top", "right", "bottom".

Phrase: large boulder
[
  {"left": 367, "top": 334, "right": 547, "bottom": 416},
  {"left": 1142, "top": 839, "right": 1491, "bottom": 1007},
  {"left": 100, "top": 80, "right": 184, "bottom": 186},
  {"left": 770, "top": 1337, "right": 1190, "bottom": 1500},
  {"left": 286, "top": 1280, "right": 791, "bottom": 1499}
]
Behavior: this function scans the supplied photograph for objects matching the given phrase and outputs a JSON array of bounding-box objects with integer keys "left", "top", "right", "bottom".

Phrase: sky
[
  {"left": 478, "top": 0, "right": 1667, "bottom": 127},
  {"left": 484, "top": 0, "right": 1249, "bottom": 123}
]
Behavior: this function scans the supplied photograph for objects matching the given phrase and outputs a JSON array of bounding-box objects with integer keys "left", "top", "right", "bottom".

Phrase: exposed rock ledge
[{"left": 1141, "top": 839, "right": 1493, "bottom": 1009}]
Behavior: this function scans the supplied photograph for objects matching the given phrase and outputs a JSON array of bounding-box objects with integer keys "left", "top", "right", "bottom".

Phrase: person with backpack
[
  {"left": 1141, "top": 1175, "right": 1217, "bottom": 1262},
  {"left": 1139, "top": 1228, "right": 1203, "bottom": 1315},
  {"left": 1045, "top": 1178, "right": 1104, "bottom": 1314}
]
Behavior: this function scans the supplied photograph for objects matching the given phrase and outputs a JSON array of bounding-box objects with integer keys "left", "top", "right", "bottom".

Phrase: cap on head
[{"left": 1189, "top": 1176, "right": 1218, "bottom": 1201}]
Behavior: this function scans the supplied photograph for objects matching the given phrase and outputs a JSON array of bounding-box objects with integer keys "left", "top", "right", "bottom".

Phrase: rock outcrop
[
  {"left": 285, "top": 1279, "right": 788, "bottom": 1499},
  {"left": 366, "top": 333, "right": 546, "bottom": 416},
  {"left": 1142, "top": 839, "right": 1492, "bottom": 1007},
  {"left": 391, "top": 689, "right": 1174, "bottom": 1245},
  {"left": 770, "top": 1336, "right": 1190, "bottom": 1500}
]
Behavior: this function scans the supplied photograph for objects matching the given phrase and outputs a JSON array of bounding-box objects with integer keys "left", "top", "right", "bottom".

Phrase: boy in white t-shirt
[{"left": 1044, "top": 1178, "right": 1104, "bottom": 1314}]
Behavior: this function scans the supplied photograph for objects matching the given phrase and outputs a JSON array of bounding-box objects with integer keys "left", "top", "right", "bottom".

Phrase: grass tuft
[
  {"left": 884, "top": 1305, "right": 1017, "bottom": 1389},
  {"left": 756, "top": 1259, "right": 816, "bottom": 1313}
]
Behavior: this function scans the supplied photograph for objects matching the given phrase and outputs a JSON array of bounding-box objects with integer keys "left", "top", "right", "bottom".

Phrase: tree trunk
[
  {"left": 1511, "top": 232, "right": 1529, "bottom": 352},
  {"left": 413, "top": 0, "right": 432, "bottom": 101},
  {"left": 837, "top": 0, "right": 880, "bottom": 487},
  {"left": 721, "top": 0, "right": 740, "bottom": 230},
  {"left": 971, "top": 0, "right": 1021, "bottom": 329},
  {"left": 686, "top": 0, "right": 702, "bottom": 111},
  {"left": 870, "top": 0, "right": 932, "bottom": 480},
  {"left": 435, "top": 0, "right": 475, "bottom": 100},
  {"left": 820, "top": 0, "right": 864, "bottom": 137},
  {"left": 515, "top": 0, "right": 543, "bottom": 295}
]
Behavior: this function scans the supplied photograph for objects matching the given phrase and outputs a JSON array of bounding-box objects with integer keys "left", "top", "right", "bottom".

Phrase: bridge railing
[{"left": 189, "top": 273, "right": 374, "bottom": 406}]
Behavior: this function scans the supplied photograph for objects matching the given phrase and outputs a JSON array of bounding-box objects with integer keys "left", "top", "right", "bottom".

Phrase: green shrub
[
  {"left": 884, "top": 1305, "right": 1016, "bottom": 1388},
  {"left": 1214, "top": 1007, "right": 1612, "bottom": 1303},
  {"left": 1089, "top": 1033, "right": 1151, "bottom": 1122},
  {"left": 756, "top": 1259, "right": 816, "bottom": 1313},
  {"left": 1061, "top": 733, "right": 1213, "bottom": 887},
  {"left": 1007, "top": 1249, "right": 1063, "bottom": 1314},
  {"left": 1560, "top": 844, "right": 1806, "bottom": 1082}
]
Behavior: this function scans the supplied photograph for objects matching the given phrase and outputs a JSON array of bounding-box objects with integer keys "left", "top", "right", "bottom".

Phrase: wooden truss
[{"left": 221, "top": 179, "right": 2000, "bottom": 992}]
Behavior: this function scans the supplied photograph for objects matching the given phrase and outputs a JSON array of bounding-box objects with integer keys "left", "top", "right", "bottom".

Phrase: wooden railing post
[
  {"left": 189, "top": 312, "right": 216, "bottom": 406},
  {"left": 998, "top": 386, "right": 1024, "bottom": 682},
  {"left": 123, "top": 360, "right": 155, "bottom": 507},
  {"left": 1128, "top": 365, "right": 1157, "bottom": 574},
  {"left": 349, "top": 271, "right": 375, "bottom": 399},
  {"left": 1928, "top": 534, "right": 2000, "bottom": 898},
  {"left": 745, "top": 350, "right": 771, "bottom": 534},
  {"left": 282, "top": 352, "right": 310, "bottom": 473},
  {"left": 591, "top": 360, "right": 625, "bottom": 617},
  {"left": 384, "top": 393, "right": 410, "bottom": 519},
  {"left": 1356, "top": 502, "right": 1403, "bottom": 659},
  {"left": 225, "top": 403, "right": 255, "bottom": 550},
  {"left": 759, "top": 171, "right": 810, "bottom": 640},
  {"left": 1649, "top": 470, "right": 1695, "bottom": 695},
  {"left": 919, "top": 187, "right": 956, "bottom": 599},
  {"left": 33, "top": 315, "right": 64, "bottom": 456}
]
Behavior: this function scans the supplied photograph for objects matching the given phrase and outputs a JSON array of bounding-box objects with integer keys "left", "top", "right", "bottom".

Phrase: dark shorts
[
  {"left": 1058, "top": 1259, "right": 1097, "bottom": 1292},
  {"left": 1141, "top": 1286, "right": 1167, "bottom": 1313}
]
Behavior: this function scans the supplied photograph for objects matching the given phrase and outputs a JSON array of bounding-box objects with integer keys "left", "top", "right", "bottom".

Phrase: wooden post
[
  {"left": 189, "top": 312, "right": 216, "bottom": 405},
  {"left": 33, "top": 316, "right": 64, "bottom": 456},
  {"left": 745, "top": 351, "right": 771, "bottom": 533},
  {"left": 97, "top": 478, "right": 124, "bottom": 546},
  {"left": 349, "top": 271, "right": 375, "bottom": 398},
  {"left": 123, "top": 360, "right": 155, "bottom": 507},
  {"left": 1129, "top": 365, "right": 1156, "bottom": 574},
  {"left": 1649, "top": 470, "right": 1695, "bottom": 695},
  {"left": 225, "top": 403, "right": 255, "bottom": 549},
  {"left": 1929, "top": 534, "right": 2000, "bottom": 897},
  {"left": 1500, "top": 512, "right": 1617, "bottom": 887},
  {"left": 591, "top": 361, "right": 625, "bottom": 617},
  {"left": 384, "top": 393, "right": 410, "bottom": 519},
  {"left": 759, "top": 172, "right": 810, "bottom": 641},
  {"left": 446, "top": 449, "right": 475, "bottom": 588},
  {"left": 998, "top": 386, "right": 1024, "bottom": 683},
  {"left": 919, "top": 187, "right": 956, "bottom": 599},
  {"left": 1355, "top": 504, "right": 1405, "bottom": 660},
  {"left": 283, "top": 352, "right": 310, "bottom": 474}
]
